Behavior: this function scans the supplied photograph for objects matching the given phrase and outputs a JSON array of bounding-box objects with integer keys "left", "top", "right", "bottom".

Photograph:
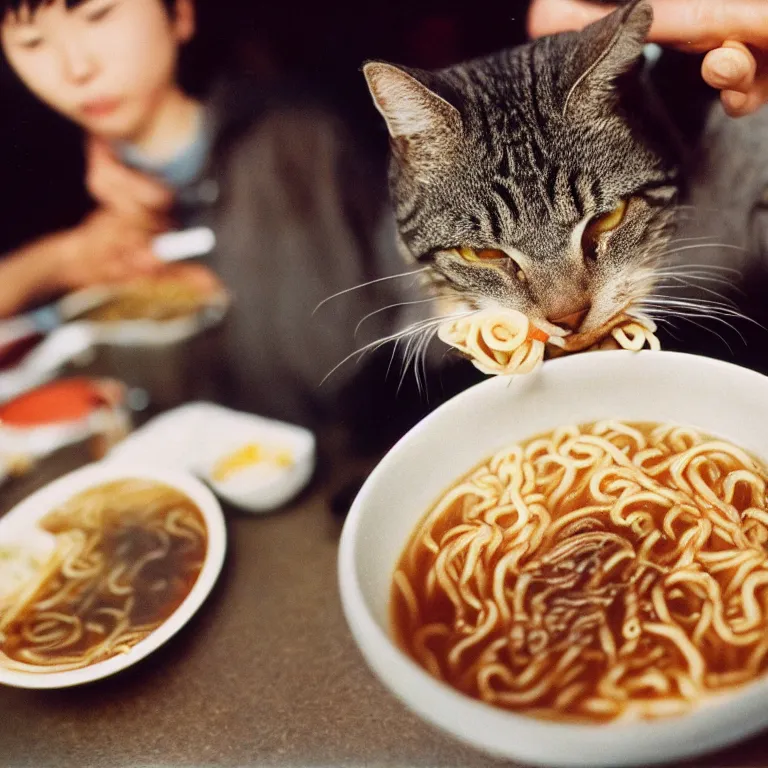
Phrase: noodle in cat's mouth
[
  {"left": 556, "top": 312, "right": 642, "bottom": 353},
  {"left": 437, "top": 308, "right": 659, "bottom": 376}
]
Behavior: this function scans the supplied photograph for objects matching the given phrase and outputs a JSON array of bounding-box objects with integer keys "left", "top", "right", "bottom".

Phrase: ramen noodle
[
  {"left": 437, "top": 310, "right": 659, "bottom": 375},
  {"left": 0, "top": 480, "right": 207, "bottom": 673},
  {"left": 82, "top": 278, "right": 214, "bottom": 322},
  {"left": 437, "top": 310, "right": 550, "bottom": 376},
  {"left": 392, "top": 422, "right": 768, "bottom": 722}
]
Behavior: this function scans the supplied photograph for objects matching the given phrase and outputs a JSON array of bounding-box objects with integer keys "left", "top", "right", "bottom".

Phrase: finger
[
  {"left": 125, "top": 246, "right": 163, "bottom": 274},
  {"left": 88, "top": 168, "right": 172, "bottom": 230},
  {"left": 100, "top": 258, "right": 134, "bottom": 283},
  {"left": 721, "top": 86, "right": 765, "bottom": 117},
  {"left": 646, "top": 0, "right": 768, "bottom": 51},
  {"left": 527, "top": 0, "right": 610, "bottom": 38},
  {"left": 529, "top": 0, "right": 768, "bottom": 52},
  {"left": 703, "top": 42, "right": 757, "bottom": 93},
  {"left": 102, "top": 193, "right": 172, "bottom": 232},
  {"left": 103, "top": 163, "right": 174, "bottom": 212},
  {"left": 116, "top": 167, "right": 174, "bottom": 211},
  {"left": 87, "top": 145, "right": 174, "bottom": 212}
]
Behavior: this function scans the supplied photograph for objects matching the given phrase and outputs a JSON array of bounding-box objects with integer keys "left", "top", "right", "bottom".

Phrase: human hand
[
  {"left": 527, "top": 0, "right": 768, "bottom": 117},
  {"left": 56, "top": 209, "right": 163, "bottom": 290},
  {"left": 156, "top": 263, "right": 224, "bottom": 294},
  {"left": 86, "top": 137, "right": 175, "bottom": 232}
]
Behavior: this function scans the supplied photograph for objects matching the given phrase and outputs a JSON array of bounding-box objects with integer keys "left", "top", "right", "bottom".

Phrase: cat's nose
[{"left": 548, "top": 304, "right": 591, "bottom": 332}]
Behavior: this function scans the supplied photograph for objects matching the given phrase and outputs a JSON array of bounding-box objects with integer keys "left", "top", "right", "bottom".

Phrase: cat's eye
[
  {"left": 582, "top": 199, "right": 628, "bottom": 261},
  {"left": 458, "top": 247, "right": 507, "bottom": 263},
  {"left": 455, "top": 247, "right": 526, "bottom": 282},
  {"left": 589, "top": 199, "right": 628, "bottom": 235}
]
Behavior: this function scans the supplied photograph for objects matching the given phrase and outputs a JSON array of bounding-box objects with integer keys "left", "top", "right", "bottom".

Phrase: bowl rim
[
  {"left": 0, "top": 461, "right": 227, "bottom": 689},
  {"left": 338, "top": 351, "right": 768, "bottom": 767}
]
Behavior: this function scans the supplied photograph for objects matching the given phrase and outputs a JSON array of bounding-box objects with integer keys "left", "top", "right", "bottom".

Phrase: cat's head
[{"left": 364, "top": 0, "right": 679, "bottom": 336}]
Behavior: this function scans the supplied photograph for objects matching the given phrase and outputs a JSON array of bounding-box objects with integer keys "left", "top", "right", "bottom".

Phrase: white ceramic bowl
[
  {"left": 109, "top": 402, "right": 316, "bottom": 513},
  {"left": 0, "top": 462, "right": 226, "bottom": 689},
  {"left": 339, "top": 351, "right": 768, "bottom": 768}
]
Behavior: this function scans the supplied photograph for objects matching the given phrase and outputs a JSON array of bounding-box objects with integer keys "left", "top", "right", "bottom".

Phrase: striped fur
[{"left": 365, "top": 0, "right": 680, "bottom": 333}]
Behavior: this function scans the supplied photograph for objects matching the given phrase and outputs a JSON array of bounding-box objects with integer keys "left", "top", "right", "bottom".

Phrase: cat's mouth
[
  {"left": 438, "top": 296, "right": 652, "bottom": 355},
  {"left": 556, "top": 313, "right": 638, "bottom": 353},
  {"left": 538, "top": 308, "right": 649, "bottom": 354}
]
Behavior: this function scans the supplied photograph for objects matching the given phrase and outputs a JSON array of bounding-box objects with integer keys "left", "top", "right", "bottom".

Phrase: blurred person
[
  {"left": 0, "top": 209, "right": 161, "bottom": 317},
  {"left": 528, "top": 0, "right": 768, "bottom": 117},
  {"left": 0, "top": 0, "right": 412, "bottom": 435}
]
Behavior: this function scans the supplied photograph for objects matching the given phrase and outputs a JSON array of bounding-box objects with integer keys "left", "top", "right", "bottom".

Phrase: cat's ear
[
  {"left": 562, "top": 0, "right": 652, "bottom": 117},
  {"left": 363, "top": 62, "right": 461, "bottom": 144}
]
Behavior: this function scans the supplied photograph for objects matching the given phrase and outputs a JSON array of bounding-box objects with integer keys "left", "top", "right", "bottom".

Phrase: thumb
[
  {"left": 528, "top": 0, "right": 768, "bottom": 52},
  {"left": 646, "top": 0, "right": 768, "bottom": 51}
]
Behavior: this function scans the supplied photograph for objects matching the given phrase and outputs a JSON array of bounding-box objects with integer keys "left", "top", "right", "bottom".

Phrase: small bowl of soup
[
  {"left": 338, "top": 351, "right": 768, "bottom": 767},
  {"left": 0, "top": 462, "right": 226, "bottom": 688}
]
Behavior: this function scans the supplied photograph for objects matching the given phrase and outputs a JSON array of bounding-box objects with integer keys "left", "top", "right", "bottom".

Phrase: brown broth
[
  {"left": 391, "top": 421, "right": 768, "bottom": 722},
  {"left": 0, "top": 480, "right": 207, "bottom": 670}
]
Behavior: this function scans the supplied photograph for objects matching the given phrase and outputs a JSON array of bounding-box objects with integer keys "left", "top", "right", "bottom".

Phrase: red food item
[{"left": 0, "top": 378, "right": 124, "bottom": 428}]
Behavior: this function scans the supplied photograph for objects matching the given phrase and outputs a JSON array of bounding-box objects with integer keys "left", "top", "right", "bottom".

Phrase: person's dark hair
[{"left": 1, "top": 0, "right": 176, "bottom": 19}]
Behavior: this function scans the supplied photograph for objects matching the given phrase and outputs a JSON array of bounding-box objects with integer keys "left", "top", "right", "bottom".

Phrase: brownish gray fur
[{"left": 364, "top": 0, "right": 768, "bottom": 338}]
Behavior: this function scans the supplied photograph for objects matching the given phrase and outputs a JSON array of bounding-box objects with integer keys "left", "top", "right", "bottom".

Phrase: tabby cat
[{"left": 364, "top": 0, "right": 768, "bottom": 346}]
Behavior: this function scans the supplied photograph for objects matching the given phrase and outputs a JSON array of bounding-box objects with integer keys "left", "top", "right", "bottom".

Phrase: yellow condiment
[{"left": 212, "top": 443, "right": 293, "bottom": 482}]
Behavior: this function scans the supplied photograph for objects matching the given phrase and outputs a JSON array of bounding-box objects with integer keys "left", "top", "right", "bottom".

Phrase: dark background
[
  {"left": 2, "top": 0, "right": 766, "bottom": 378},
  {"left": 0, "top": 0, "right": 531, "bottom": 252}
]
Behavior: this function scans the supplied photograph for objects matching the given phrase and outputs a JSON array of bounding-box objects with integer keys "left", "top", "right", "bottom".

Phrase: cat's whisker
[
  {"left": 321, "top": 314, "right": 453, "bottom": 387},
  {"left": 666, "top": 235, "right": 724, "bottom": 245},
  {"left": 655, "top": 319, "right": 684, "bottom": 342},
  {"left": 420, "top": 327, "right": 440, "bottom": 399},
  {"left": 398, "top": 330, "right": 419, "bottom": 395},
  {"left": 654, "top": 275, "right": 738, "bottom": 290},
  {"left": 642, "top": 294, "right": 745, "bottom": 311},
  {"left": 399, "top": 322, "right": 438, "bottom": 398},
  {"left": 321, "top": 309, "right": 477, "bottom": 388},
  {"left": 654, "top": 282, "right": 738, "bottom": 300},
  {"left": 640, "top": 285, "right": 763, "bottom": 331},
  {"left": 312, "top": 267, "right": 429, "bottom": 315},
  {"left": 641, "top": 303, "right": 755, "bottom": 329},
  {"left": 653, "top": 268, "right": 739, "bottom": 281},
  {"left": 655, "top": 263, "right": 742, "bottom": 274},
  {"left": 663, "top": 243, "right": 747, "bottom": 257},
  {"left": 682, "top": 316, "right": 736, "bottom": 353},
  {"left": 653, "top": 277, "right": 741, "bottom": 304},
  {"left": 410, "top": 326, "right": 440, "bottom": 401},
  {"left": 386, "top": 337, "right": 400, "bottom": 381},
  {"left": 639, "top": 305, "right": 741, "bottom": 350},
  {"left": 641, "top": 299, "right": 760, "bottom": 337},
  {"left": 641, "top": 305, "right": 752, "bottom": 326},
  {"left": 354, "top": 297, "right": 442, "bottom": 338},
  {"left": 652, "top": 274, "right": 739, "bottom": 290}
]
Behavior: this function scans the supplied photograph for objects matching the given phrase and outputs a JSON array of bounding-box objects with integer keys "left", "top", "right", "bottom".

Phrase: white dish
[
  {"left": 338, "top": 351, "right": 768, "bottom": 768},
  {"left": 84, "top": 289, "right": 228, "bottom": 347},
  {"left": 0, "top": 324, "right": 94, "bottom": 404},
  {"left": 108, "top": 402, "right": 316, "bottom": 512},
  {"left": 0, "top": 292, "right": 229, "bottom": 405},
  {"left": 0, "top": 408, "right": 129, "bottom": 461},
  {"left": 0, "top": 461, "right": 226, "bottom": 689}
]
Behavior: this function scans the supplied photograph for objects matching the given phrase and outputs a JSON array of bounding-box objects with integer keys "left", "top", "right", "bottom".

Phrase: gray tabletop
[{"left": 2, "top": 444, "right": 768, "bottom": 768}]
